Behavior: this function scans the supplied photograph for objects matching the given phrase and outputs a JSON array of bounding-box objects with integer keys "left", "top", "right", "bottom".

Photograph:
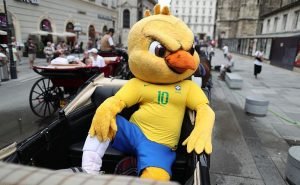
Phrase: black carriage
[
  {"left": 4, "top": 76, "right": 211, "bottom": 185},
  {"left": 29, "top": 54, "right": 128, "bottom": 118}
]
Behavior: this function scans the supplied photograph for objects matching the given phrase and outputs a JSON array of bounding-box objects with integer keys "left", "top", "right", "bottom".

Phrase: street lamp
[
  {"left": 3, "top": 0, "right": 17, "bottom": 79},
  {"left": 73, "top": 22, "right": 82, "bottom": 57},
  {"left": 73, "top": 22, "right": 82, "bottom": 43}
]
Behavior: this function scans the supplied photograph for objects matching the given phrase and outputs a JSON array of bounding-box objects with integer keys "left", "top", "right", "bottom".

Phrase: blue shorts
[{"left": 111, "top": 115, "right": 176, "bottom": 176}]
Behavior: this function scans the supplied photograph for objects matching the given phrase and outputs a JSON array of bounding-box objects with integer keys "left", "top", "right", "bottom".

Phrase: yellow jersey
[{"left": 115, "top": 78, "right": 209, "bottom": 149}]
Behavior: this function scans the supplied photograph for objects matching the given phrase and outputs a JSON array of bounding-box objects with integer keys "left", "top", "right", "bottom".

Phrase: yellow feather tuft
[
  {"left": 154, "top": 4, "right": 161, "bottom": 15},
  {"left": 161, "top": 6, "right": 170, "bottom": 15},
  {"left": 144, "top": 10, "right": 151, "bottom": 17}
]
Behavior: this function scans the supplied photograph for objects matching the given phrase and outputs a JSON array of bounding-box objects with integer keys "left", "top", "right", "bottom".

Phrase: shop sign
[
  {"left": 97, "top": 14, "right": 112, "bottom": 21},
  {"left": 15, "top": 0, "right": 39, "bottom": 5}
]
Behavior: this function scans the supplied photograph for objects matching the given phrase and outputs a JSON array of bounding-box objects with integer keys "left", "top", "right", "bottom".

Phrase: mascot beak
[{"left": 165, "top": 50, "right": 197, "bottom": 74}]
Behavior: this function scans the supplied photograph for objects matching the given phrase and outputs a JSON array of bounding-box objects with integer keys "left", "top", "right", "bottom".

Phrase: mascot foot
[
  {"left": 140, "top": 167, "right": 170, "bottom": 181},
  {"left": 82, "top": 135, "right": 110, "bottom": 174}
]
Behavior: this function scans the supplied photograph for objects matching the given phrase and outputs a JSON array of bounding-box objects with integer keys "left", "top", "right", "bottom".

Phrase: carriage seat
[{"left": 69, "top": 84, "right": 139, "bottom": 172}]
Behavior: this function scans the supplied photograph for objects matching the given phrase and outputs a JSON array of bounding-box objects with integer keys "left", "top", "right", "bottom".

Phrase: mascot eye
[
  {"left": 189, "top": 46, "right": 195, "bottom": 55},
  {"left": 149, "top": 41, "right": 166, "bottom": 57}
]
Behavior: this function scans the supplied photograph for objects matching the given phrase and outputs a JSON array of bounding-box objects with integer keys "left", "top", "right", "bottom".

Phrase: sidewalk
[
  {"left": 210, "top": 49, "right": 300, "bottom": 184},
  {"left": 0, "top": 57, "right": 47, "bottom": 87}
]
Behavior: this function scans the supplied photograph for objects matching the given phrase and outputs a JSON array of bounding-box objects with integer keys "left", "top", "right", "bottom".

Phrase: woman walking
[{"left": 254, "top": 50, "right": 263, "bottom": 79}]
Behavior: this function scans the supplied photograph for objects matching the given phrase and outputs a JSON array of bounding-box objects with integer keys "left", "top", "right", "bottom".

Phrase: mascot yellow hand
[
  {"left": 89, "top": 97, "right": 126, "bottom": 141},
  {"left": 183, "top": 104, "right": 215, "bottom": 154}
]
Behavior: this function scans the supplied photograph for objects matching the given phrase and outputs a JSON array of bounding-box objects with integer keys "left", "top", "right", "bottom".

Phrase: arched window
[
  {"left": 123, "top": 9, "right": 130, "bottom": 28},
  {"left": 88, "top": 25, "right": 96, "bottom": 39},
  {"left": 102, "top": 25, "right": 108, "bottom": 34},
  {"left": 0, "top": 13, "right": 7, "bottom": 27},
  {"left": 40, "top": 19, "right": 52, "bottom": 32},
  {"left": 66, "top": 22, "right": 74, "bottom": 32}
]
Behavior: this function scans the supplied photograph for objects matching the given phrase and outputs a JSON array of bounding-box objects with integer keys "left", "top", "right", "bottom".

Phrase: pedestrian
[
  {"left": 218, "top": 53, "right": 234, "bottom": 81},
  {"left": 27, "top": 38, "right": 37, "bottom": 69},
  {"left": 99, "top": 28, "right": 115, "bottom": 52},
  {"left": 208, "top": 44, "right": 215, "bottom": 67},
  {"left": 50, "top": 50, "right": 68, "bottom": 65},
  {"left": 43, "top": 42, "right": 54, "bottom": 64},
  {"left": 11, "top": 37, "right": 22, "bottom": 65},
  {"left": 254, "top": 50, "right": 264, "bottom": 79},
  {"left": 88, "top": 48, "right": 112, "bottom": 67},
  {"left": 6, "top": 45, "right": 19, "bottom": 72},
  {"left": 222, "top": 44, "right": 229, "bottom": 58}
]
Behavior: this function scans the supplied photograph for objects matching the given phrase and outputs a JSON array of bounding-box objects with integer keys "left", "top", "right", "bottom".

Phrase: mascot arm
[
  {"left": 89, "top": 79, "right": 141, "bottom": 141},
  {"left": 182, "top": 104, "right": 215, "bottom": 154},
  {"left": 89, "top": 97, "right": 126, "bottom": 141},
  {"left": 183, "top": 82, "right": 215, "bottom": 154}
]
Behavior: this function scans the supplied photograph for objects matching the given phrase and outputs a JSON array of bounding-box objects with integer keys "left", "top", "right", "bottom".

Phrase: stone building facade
[
  {"left": 0, "top": 0, "right": 119, "bottom": 49},
  {"left": 0, "top": 0, "right": 156, "bottom": 50},
  {"left": 216, "top": 0, "right": 283, "bottom": 40}
]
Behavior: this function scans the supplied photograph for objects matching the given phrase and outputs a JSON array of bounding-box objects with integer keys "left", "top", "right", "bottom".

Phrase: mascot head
[{"left": 127, "top": 0, "right": 200, "bottom": 84}]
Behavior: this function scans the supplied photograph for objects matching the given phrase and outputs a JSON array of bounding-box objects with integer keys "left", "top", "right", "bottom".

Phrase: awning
[
  {"left": 62, "top": 32, "right": 76, "bottom": 37},
  {"left": 29, "top": 31, "right": 76, "bottom": 37},
  {"left": 0, "top": 30, "right": 7, "bottom": 35},
  {"left": 30, "top": 30, "right": 49, "bottom": 36},
  {"left": 49, "top": 32, "right": 76, "bottom": 37}
]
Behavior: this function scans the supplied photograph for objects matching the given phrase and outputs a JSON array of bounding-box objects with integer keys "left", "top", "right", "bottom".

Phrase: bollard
[
  {"left": 244, "top": 96, "right": 269, "bottom": 116},
  {"left": 285, "top": 146, "right": 300, "bottom": 185}
]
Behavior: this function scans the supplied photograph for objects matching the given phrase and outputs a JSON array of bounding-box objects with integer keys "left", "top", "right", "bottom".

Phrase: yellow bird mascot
[{"left": 82, "top": 1, "right": 215, "bottom": 181}]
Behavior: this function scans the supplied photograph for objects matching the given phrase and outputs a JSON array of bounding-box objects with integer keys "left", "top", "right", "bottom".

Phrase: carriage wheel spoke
[
  {"left": 36, "top": 83, "right": 45, "bottom": 93},
  {"left": 47, "top": 78, "right": 50, "bottom": 89},
  {"left": 37, "top": 101, "right": 46, "bottom": 116},
  {"left": 32, "top": 100, "right": 44, "bottom": 109},
  {"left": 42, "top": 79, "right": 47, "bottom": 92},
  {"left": 43, "top": 102, "right": 49, "bottom": 117}
]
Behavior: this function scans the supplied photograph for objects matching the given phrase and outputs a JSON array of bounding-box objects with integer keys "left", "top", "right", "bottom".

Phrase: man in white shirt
[
  {"left": 50, "top": 50, "right": 68, "bottom": 65},
  {"left": 222, "top": 44, "right": 229, "bottom": 58},
  {"left": 88, "top": 48, "right": 112, "bottom": 67},
  {"left": 218, "top": 54, "right": 234, "bottom": 80}
]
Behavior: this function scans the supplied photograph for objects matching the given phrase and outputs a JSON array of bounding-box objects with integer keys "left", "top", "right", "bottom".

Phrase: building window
[
  {"left": 293, "top": 10, "right": 300, "bottom": 29},
  {"left": 111, "top": 0, "right": 116, "bottom": 8},
  {"left": 282, "top": 14, "right": 288, "bottom": 31},
  {"left": 123, "top": 9, "right": 130, "bottom": 28},
  {"left": 267, "top": 19, "right": 271, "bottom": 32},
  {"left": 0, "top": 13, "right": 7, "bottom": 27},
  {"left": 102, "top": 0, "right": 108, "bottom": 6},
  {"left": 102, "top": 25, "right": 108, "bottom": 34},
  {"left": 65, "top": 22, "right": 74, "bottom": 32},
  {"left": 40, "top": 19, "right": 52, "bottom": 32},
  {"left": 273, "top": 17, "right": 278, "bottom": 32}
]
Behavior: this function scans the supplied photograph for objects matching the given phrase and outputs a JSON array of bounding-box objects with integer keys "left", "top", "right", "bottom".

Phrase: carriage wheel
[{"left": 29, "top": 77, "right": 62, "bottom": 118}]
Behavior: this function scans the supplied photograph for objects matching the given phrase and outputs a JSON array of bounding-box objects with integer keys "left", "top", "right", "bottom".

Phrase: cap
[{"left": 88, "top": 48, "right": 98, "bottom": 54}]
